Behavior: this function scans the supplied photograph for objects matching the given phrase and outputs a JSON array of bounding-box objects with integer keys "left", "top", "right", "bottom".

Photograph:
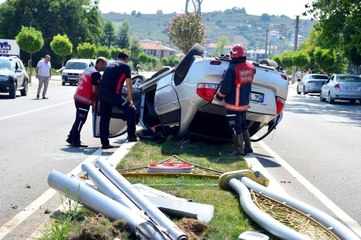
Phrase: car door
[{"left": 93, "top": 86, "right": 141, "bottom": 138}]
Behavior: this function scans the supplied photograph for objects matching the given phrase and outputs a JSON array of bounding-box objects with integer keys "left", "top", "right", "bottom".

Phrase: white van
[{"left": 61, "top": 59, "right": 94, "bottom": 86}]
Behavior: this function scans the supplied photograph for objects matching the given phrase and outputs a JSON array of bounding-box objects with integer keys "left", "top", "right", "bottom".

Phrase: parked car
[
  {"left": 296, "top": 74, "right": 329, "bottom": 94},
  {"left": 93, "top": 44, "right": 289, "bottom": 142},
  {"left": 0, "top": 56, "right": 28, "bottom": 99},
  {"left": 320, "top": 74, "right": 361, "bottom": 104},
  {"left": 61, "top": 59, "right": 94, "bottom": 86}
]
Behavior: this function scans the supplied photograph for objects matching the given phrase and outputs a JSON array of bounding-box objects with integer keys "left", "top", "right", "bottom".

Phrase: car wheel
[
  {"left": 62, "top": 81, "right": 65, "bottom": 86},
  {"left": 132, "top": 75, "right": 145, "bottom": 90},
  {"left": 9, "top": 81, "right": 17, "bottom": 99},
  {"left": 319, "top": 93, "right": 325, "bottom": 102},
  {"left": 302, "top": 86, "right": 307, "bottom": 95},
  {"left": 327, "top": 92, "right": 334, "bottom": 104},
  {"left": 349, "top": 99, "right": 356, "bottom": 104},
  {"left": 20, "top": 79, "right": 28, "bottom": 96},
  {"left": 296, "top": 85, "right": 301, "bottom": 94}
]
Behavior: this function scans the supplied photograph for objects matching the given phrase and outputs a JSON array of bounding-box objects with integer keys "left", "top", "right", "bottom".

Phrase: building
[
  {"left": 247, "top": 49, "right": 266, "bottom": 62},
  {"left": 139, "top": 40, "right": 176, "bottom": 60},
  {"left": 204, "top": 43, "right": 232, "bottom": 56}
]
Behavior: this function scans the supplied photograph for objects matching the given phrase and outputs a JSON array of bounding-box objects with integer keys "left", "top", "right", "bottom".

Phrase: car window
[
  {"left": 310, "top": 75, "right": 328, "bottom": 80},
  {"left": 65, "top": 62, "right": 88, "bottom": 70},
  {"left": 338, "top": 76, "right": 361, "bottom": 83},
  {"left": 0, "top": 60, "right": 12, "bottom": 70}
]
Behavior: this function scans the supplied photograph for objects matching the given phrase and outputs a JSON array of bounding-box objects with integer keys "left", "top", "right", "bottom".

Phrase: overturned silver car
[{"left": 93, "top": 44, "right": 288, "bottom": 142}]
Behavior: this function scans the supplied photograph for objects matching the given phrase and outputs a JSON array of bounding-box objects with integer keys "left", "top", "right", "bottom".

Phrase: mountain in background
[{"left": 102, "top": 7, "right": 314, "bottom": 54}]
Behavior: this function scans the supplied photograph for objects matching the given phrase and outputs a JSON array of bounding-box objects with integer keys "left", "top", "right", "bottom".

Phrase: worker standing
[{"left": 215, "top": 44, "right": 255, "bottom": 156}]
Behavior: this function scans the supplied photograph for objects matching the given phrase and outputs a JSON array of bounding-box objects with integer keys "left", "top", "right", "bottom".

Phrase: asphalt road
[
  {"left": 0, "top": 78, "right": 110, "bottom": 232},
  {"left": 255, "top": 83, "right": 361, "bottom": 236}
]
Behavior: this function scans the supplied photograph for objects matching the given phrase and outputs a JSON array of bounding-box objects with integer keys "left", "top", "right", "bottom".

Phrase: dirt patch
[{"left": 177, "top": 218, "right": 208, "bottom": 240}]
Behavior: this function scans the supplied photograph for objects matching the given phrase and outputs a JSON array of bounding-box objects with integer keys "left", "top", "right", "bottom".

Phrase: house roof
[{"left": 140, "top": 40, "right": 176, "bottom": 52}]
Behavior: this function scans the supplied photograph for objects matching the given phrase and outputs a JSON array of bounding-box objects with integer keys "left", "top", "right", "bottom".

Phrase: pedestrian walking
[
  {"left": 215, "top": 44, "right": 256, "bottom": 156},
  {"left": 35, "top": 55, "right": 51, "bottom": 99},
  {"left": 98, "top": 52, "right": 138, "bottom": 149},
  {"left": 66, "top": 57, "right": 107, "bottom": 147}
]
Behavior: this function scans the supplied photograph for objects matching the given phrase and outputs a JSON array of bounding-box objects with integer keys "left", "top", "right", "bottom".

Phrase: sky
[{"left": 99, "top": 0, "right": 313, "bottom": 18}]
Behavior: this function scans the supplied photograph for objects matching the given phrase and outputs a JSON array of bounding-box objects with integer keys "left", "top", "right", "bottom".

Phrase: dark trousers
[
  {"left": 99, "top": 95, "right": 136, "bottom": 146},
  {"left": 69, "top": 100, "right": 90, "bottom": 144},
  {"left": 226, "top": 110, "right": 247, "bottom": 135}
]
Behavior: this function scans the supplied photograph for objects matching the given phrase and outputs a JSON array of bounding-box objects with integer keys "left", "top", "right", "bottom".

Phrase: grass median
[{"left": 40, "top": 137, "right": 270, "bottom": 239}]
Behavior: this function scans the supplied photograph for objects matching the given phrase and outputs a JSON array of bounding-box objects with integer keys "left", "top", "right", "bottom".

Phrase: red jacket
[{"left": 74, "top": 66, "right": 98, "bottom": 105}]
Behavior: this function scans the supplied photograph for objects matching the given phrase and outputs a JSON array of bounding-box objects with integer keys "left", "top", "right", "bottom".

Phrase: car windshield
[
  {"left": 65, "top": 62, "right": 88, "bottom": 70},
  {"left": 0, "top": 60, "right": 12, "bottom": 70},
  {"left": 338, "top": 76, "right": 361, "bottom": 83},
  {"left": 310, "top": 75, "right": 328, "bottom": 80}
]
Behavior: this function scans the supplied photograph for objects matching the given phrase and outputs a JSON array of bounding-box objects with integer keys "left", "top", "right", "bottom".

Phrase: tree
[
  {"left": 111, "top": 48, "right": 130, "bottom": 59},
  {"left": 168, "top": 13, "right": 206, "bottom": 54},
  {"left": 0, "top": 0, "right": 103, "bottom": 68},
  {"left": 77, "top": 42, "right": 96, "bottom": 59},
  {"left": 293, "top": 50, "right": 310, "bottom": 69},
  {"left": 15, "top": 26, "right": 44, "bottom": 83},
  {"left": 50, "top": 34, "right": 73, "bottom": 67},
  {"left": 116, "top": 22, "right": 130, "bottom": 49},
  {"left": 280, "top": 51, "right": 294, "bottom": 68},
  {"left": 162, "top": 55, "right": 180, "bottom": 67},
  {"left": 313, "top": 47, "right": 336, "bottom": 74},
  {"left": 101, "top": 20, "right": 116, "bottom": 48},
  {"left": 96, "top": 45, "right": 111, "bottom": 59},
  {"left": 129, "top": 38, "right": 141, "bottom": 68},
  {"left": 213, "top": 36, "right": 229, "bottom": 56},
  {"left": 185, "top": 0, "right": 203, "bottom": 16},
  {"left": 305, "top": 0, "right": 361, "bottom": 66}
]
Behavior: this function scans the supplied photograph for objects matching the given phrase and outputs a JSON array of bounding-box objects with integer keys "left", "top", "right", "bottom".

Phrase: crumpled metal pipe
[
  {"left": 96, "top": 158, "right": 188, "bottom": 240},
  {"left": 47, "top": 170, "right": 166, "bottom": 240}
]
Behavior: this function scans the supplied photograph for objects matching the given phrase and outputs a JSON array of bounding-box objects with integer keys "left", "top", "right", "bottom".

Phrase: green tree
[
  {"left": 130, "top": 38, "right": 141, "bottom": 68},
  {"left": 15, "top": 26, "right": 44, "bottom": 83},
  {"left": 110, "top": 48, "right": 130, "bottom": 59},
  {"left": 101, "top": 20, "right": 116, "bottom": 48},
  {"left": 0, "top": 0, "right": 103, "bottom": 67},
  {"left": 77, "top": 42, "right": 96, "bottom": 59},
  {"left": 161, "top": 55, "right": 180, "bottom": 67},
  {"left": 212, "top": 36, "right": 229, "bottom": 56},
  {"left": 270, "top": 55, "right": 283, "bottom": 66},
  {"left": 168, "top": 13, "right": 206, "bottom": 54},
  {"left": 280, "top": 51, "right": 294, "bottom": 68},
  {"left": 50, "top": 34, "right": 73, "bottom": 67},
  {"left": 293, "top": 50, "right": 310, "bottom": 69},
  {"left": 116, "top": 22, "right": 130, "bottom": 49},
  {"left": 305, "top": 0, "right": 361, "bottom": 65},
  {"left": 96, "top": 45, "right": 111, "bottom": 59},
  {"left": 313, "top": 47, "right": 336, "bottom": 74}
]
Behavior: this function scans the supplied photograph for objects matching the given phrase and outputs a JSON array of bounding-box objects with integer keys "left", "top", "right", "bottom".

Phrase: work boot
[
  {"left": 72, "top": 141, "right": 88, "bottom": 148},
  {"left": 243, "top": 130, "right": 253, "bottom": 154},
  {"left": 230, "top": 134, "right": 244, "bottom": 156}
]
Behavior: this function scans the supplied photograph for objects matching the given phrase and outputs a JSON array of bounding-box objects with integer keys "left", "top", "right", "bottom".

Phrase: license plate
[
  {"left": 344, "top": 87, "right": 358, "bottom": 91},
  {"left": 250, "top": 92, "right": 264, "bottom": 103}
]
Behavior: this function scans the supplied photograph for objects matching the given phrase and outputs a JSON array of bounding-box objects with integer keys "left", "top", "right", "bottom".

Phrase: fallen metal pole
[
  {"left": 47, "top": 170, "right": 167, "bottom": 240},
  {"left": 241, "top": 177, "right": 361, "bottom": 240},
  {"left": 96, "top": 158, "right": 188, "bottom": 240}
]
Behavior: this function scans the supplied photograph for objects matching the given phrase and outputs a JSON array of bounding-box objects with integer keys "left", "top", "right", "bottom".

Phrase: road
[
  {"left": 0, "top": 78, "right": 126, "bottom": 239},
  {"left": 254, "top": 83, "right": 361, "bottom": 236}
]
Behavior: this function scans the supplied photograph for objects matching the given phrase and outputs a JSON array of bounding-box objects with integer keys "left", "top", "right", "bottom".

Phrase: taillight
[
  {"left": 276, "top": 96, "right": 286, "bottom": 115},
  {"left": 334, "top": 83, "right": 340, "bottom": 89},
  {"left": 197, "top": 83, "right": 219, "bottom": 102},
  {"left": 281, "top": 74, "right": 288, "bottom": 80}
]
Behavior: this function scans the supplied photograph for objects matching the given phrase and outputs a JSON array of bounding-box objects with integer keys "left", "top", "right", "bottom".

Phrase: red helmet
[{"left": 230, "top": 44, "right": 247, "bottom": 58}]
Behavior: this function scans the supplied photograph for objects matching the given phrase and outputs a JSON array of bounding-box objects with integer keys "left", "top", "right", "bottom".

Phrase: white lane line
[
  {"left": 258, "top": 140, "right": 361, "bottom": 237},
  {"left": 0, "top": 101, "right": 72, "bottom": 121},
  {"left": 0, "top": 148, "right": 103, "bottom": 239}
]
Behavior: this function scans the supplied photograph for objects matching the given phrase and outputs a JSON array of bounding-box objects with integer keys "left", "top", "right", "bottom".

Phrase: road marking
[
  {"left": 257, "top": 140, "right": 361, "bottom": 237},
  {"left": 0, "top": 101, "right": 72, "bottom": 121}
]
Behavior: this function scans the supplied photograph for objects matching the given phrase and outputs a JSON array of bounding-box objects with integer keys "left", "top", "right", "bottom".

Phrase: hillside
[{"left": 102, "top": 7, "right": 314, "bottom": 53}]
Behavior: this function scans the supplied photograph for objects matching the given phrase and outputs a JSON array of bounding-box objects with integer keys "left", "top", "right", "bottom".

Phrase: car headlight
[{"left": 0, "top": 75, "right": 9, "bottom": 81}]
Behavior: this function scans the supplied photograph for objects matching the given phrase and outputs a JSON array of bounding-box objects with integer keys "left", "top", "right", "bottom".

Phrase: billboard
[{"left": 0, "top": 39, "right": 20, "bottom": 57}]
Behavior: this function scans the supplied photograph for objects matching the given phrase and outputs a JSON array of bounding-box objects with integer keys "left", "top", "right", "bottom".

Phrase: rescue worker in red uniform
[
  {"left": 215, "top": 44, "right": 256, "bottom": 156},
  {"left": 66, "top": 57, "right": 107, "bottom": 147}
]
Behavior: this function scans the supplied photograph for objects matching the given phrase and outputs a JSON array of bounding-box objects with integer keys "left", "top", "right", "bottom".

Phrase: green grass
[{"left": 41, "top": 138, "right": 274, "bottom": 239}]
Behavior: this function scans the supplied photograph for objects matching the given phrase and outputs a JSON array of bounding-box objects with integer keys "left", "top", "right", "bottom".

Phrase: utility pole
[
  {"left": 265, "top": 29, "right": 269, "bottom": 59},
  {"left": 291, "top": 15, "right": 300, "bottom": 84}
]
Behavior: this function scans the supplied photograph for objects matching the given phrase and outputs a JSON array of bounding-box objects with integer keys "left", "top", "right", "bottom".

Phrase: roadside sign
[{"left": 0, "top": 39, "right": 20, "bottom": 57}]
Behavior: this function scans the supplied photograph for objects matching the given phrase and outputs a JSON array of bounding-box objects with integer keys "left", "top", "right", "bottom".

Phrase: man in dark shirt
[
  {"left": 66, "top": 57, "right": 107, "bottom": 147},
  {"left": 98, "top": 52, "right": 137, "bottom": 149}
]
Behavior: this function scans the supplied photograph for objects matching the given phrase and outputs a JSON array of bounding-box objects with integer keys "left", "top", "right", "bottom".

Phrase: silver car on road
[
  {"left": 320, "top": 74, "right": 361, "bottom": 104},
  {"left": 297, "top": 74, "right": 329, "bottom": 95}
]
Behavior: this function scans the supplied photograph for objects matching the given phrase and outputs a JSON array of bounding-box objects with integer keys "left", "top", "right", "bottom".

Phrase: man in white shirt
[
  {"left": 296, "top": 69, "right": 302, "bottom": 82},
  {"left": 36, "top": 55, "right": 51, "bottom": 99}
]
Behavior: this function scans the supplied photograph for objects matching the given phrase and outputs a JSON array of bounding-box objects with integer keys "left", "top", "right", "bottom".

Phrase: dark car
[{"left": 0, "top": 56, "right": 29, "bottom": 98}]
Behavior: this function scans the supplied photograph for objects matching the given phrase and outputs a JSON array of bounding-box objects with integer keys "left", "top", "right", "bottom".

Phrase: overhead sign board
[{"left": 0, "top": 39, "right": 20, "bottom": 57}]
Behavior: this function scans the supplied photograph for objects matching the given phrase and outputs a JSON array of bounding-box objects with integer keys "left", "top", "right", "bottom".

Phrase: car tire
[
  {"left": 9, "top": 81, "right": 17, "bottom": 99},
  {"left": 296, "top": 85, "right": 301, "bottom": 94},
  {"left": 327, "top": 92, "right": 334, "bottom": 104},
  {"left": 349, "top": 99, "right": 356, "bottom": 104},
  {"left": 319, "top": 93, "right": 325, "bottom": 102},
  {"left": 131, "top": 75, "right": 145, "bottom": 90},
  {"left": 62, "top": 81, "right": 65, "bottom": 86},
  {"left": 20, "top": 79, "right": 28, "bottom": 96},
  {"left": 303, "top": 86, "right": 307, "bottom": 95}
]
